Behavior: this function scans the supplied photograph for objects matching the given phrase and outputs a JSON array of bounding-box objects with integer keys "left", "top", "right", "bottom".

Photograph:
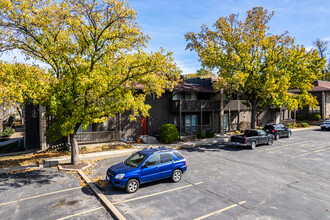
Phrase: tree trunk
[
  {"left": 69, "top": 133, "right": 80, "bottom": 164},
  {"left": 250, "top": 99, "right": 257, "bottom": 129},
  {"left": 69, "top": 124, "right": 81, "bottom": 164}
]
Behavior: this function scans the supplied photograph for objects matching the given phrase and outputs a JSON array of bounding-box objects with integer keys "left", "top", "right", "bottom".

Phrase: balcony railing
[
  {"left": 172, "top": 100, "right": 220, "bottom": 112},
  {"left": 224, "top": 100, "right": 249, "bottom": 111},
  {"left": 76, "top": 131, "right": 120, "bottom": 144}
]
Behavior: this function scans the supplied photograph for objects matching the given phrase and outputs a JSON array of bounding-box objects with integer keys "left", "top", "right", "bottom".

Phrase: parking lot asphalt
[
  {"left": 0, "top": 128, "right": 329, "bottom": 220},
  {"left": 87, "top": 129, "right": 330, "bottom": 220},
  {"left": 0, "top": 168, "right": 112, "bottom": 220}
]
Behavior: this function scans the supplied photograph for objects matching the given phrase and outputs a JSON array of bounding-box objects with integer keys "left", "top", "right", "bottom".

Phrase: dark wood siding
[
  {"left": 24, "top": 104, "right": 40, "bottom": 150},
  {"left": 146, "top": 92, "right": 174, "bottom": 136}
]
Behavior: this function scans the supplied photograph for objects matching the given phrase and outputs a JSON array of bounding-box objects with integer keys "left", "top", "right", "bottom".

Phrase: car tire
[
  {"left": 275, "top": 134, "right": 280, "bottom": 140},
  {"left": 250, "top": 141, "right": 256, "bottom": 149},
  {"left": 267, "top": 138, "right": 273, "bottom": 146},
  {"left": 125, "top": 179, "right": 139, "bottom": 193},
  {"left": 171, "top": 169, "right": 182, "bottom": 182},
  {"left": 321, "top": 127, "right": 325, "bottom": 131},
  {"left": 287, "top": 132, "right": 292, "bottom": 138}
]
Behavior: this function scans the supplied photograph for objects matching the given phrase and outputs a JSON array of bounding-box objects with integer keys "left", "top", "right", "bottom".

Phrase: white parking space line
[
  {"left": 113, "top": 182, "right": 203, "bottom": 205},
  {"left": 291, "top": 146, "right": 330, "bottom": 159},
  {"left": 194, "top": 201, "right": 246, "bottom": 220},
  {"left": 0, "top": 186, "right": 82, "bottom": 206},
  {"left": 264, "top": 140, "right": 311, "bottom": 151},
  {"left": 56, "top": 206, "right": 104, "bottom": 220}
]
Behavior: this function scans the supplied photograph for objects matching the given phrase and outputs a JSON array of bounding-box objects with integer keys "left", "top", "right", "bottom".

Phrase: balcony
[
  {"left": 224, "top": 100, "right": 250, "bottom": 111},
  {"left": 172, "top": 100, "right": 249, "bottom": 112},
  {"left": 172, "top": 100, "right": 220, "bottom": 112}
]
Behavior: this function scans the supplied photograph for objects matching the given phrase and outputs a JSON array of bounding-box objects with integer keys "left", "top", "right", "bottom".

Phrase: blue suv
[{"left": 106, "top": 147, "right": 187, "bottom": 193}]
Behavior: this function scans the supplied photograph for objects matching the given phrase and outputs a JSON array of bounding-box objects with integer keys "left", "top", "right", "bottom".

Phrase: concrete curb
[
  {"left": 57, "top": 162, "right": 92, "bottom": 171},
  {"left": 77, "top": 169, "right": 126, "bottom": 220}
]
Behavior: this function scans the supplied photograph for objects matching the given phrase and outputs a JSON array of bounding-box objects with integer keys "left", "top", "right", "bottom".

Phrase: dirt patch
[
  {"left": 50, "top": 199, "right": 82, "bottom": 209},
  {"left": 80, "top": 144, "right": 133, "bottom": 154},
  {"left": 61, "top": 161, "right": 89, "bottom": 170},
  {"left": 140, "top": 208, "right": 155, "bottom": 218}
]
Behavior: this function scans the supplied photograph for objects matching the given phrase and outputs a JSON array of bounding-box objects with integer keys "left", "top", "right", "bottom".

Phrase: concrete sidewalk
[
  {"left": 290, "top": 126, "right": 319, "bottom": 132},
  {"left": 43, "top": 136, "right": 230, "bottom": 167}
]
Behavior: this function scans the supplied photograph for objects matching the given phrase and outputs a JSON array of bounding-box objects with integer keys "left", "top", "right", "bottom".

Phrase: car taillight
[
  {"left": 184, "top": 160, "right": 186, "bottom": 166},
  {"left": 273, "top": 129, "right": 277, "bottom": 133}
]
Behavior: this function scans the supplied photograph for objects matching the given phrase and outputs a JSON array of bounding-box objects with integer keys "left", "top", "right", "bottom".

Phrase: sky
[{"left": 1, "top": 0, "right": 330, "bottom": 75}]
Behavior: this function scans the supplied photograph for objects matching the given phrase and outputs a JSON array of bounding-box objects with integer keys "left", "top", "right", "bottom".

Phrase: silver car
[{"left": 320, "top": 120, "right": 330, "bottom": 131}]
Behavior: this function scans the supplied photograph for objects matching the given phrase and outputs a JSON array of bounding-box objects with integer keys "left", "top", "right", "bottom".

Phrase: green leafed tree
[
  {"left": 183, "top": 67, "right": 215, "bottom": 79},
  {"left": 0, "top": 0, "right": 180, "bottom": 164},
  {"left": 185, "top": 7, "right": 325, "bottom": 129},
  {"left": 0, "top": 61, "right": 52, "bottom": 108}
]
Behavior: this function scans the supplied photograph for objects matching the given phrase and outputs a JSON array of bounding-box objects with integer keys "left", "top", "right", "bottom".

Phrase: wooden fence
[{"left": 76, "top": 131, "right": 120, "bottom": 144}]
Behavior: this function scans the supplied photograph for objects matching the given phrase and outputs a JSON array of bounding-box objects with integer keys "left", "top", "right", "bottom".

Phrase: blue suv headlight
[{"left": 115, "top": 174, "right": 125, "bottom": 180}]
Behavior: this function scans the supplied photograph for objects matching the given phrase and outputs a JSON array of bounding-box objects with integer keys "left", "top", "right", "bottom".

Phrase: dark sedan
[{"left": 263, "top": 123, "right": 292, "bottom": 140}]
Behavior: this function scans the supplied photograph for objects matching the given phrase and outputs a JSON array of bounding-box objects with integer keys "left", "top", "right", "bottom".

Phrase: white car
[{"left": 320, "top": 120, "right": 330, "bottom": 131}]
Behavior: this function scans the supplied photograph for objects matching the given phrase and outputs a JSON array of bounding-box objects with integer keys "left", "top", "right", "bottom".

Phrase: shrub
[
  {"left": 301, "top": 122, "right": 309, "bottom": 127},
  {"left": 308, "top": 113, "right": 321, "bottom": 121},
  {"left": 286, "top": 123, "right": 292, "bottom": 128},
  {"left": 206, "top": 131, "right": 214, "bottom": 138},
  {"left": 295, "top": 123, "right": 302, "bottom": 128},
  {"left": 0, "top": 128, "right": 15, "bottom": 137},
  {"left": 296, "top": 113, "right": 306, "bottom": 120},
  {"left": 197, "top": 132, "right": 206, "bottom": 139},
  {"left": 159, "top": 124, "right": 179, "bottom": 144}
]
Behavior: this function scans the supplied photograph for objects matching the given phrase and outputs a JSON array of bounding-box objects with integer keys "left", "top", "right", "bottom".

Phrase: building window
[
  {"left": 173, "top": 92, "right": 183, "bottom": 100},
  {"left": 185, "top": 92, "right": 197, "bottom": 100},
  {"left": 309, "top": 106, "right": 320, "bottom": 113},
  {"left": 185, "top": 115, "right": 198, "bottom": 134},
  {"left": 173, "top": 116, "right": 178, "bottom": 126}
]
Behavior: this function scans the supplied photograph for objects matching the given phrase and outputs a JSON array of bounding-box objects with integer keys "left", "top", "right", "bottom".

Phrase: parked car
[
  {"left": 320, "top": 120, "right": 330, "bottom": 131},
  {"left": 106, "top": 147, "right": 187, "bottom": 193},
  {"left": 263, "top": 123, "right": 292, "bottom": 140},
  {"left": 231, "top": 129, "right": 273, "bottom": 149}
]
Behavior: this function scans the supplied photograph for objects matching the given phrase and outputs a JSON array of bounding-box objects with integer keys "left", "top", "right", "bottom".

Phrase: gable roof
[
  {"left": 289, "top": 80, "right": 330, "bottom": 93},
  {"left": 173, "top": 80, "right": 214, "bottom": 93}
]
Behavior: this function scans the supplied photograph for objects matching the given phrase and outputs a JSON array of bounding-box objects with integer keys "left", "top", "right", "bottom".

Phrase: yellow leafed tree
[{"left": 0, "top": 0, "right": 181, "bottom": 164}]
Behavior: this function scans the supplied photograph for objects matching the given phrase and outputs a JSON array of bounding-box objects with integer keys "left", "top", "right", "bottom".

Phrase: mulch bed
[{"left": 61, "top": 161, "right": 89, "bottom": 170}]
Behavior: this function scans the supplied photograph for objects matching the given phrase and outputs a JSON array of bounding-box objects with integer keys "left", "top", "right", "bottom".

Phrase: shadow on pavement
[
  {"left": 94, "top": 177, "right": 178, "bottom": 196},
  {"left": 0, "top": 169, "right": 64, "bottom": 191},
  {"left": 178, "top": 143, "right": 248, "bottom": 153}
]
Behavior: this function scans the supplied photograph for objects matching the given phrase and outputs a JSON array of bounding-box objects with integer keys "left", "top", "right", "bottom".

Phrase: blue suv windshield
[{"left": 124, "top": 152, "right": 147, "bottom": 168}]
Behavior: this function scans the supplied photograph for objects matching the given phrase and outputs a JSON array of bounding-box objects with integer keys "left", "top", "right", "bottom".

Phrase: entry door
[{"left": 140, "top": 116, "right": 148, "bottom": 135}]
